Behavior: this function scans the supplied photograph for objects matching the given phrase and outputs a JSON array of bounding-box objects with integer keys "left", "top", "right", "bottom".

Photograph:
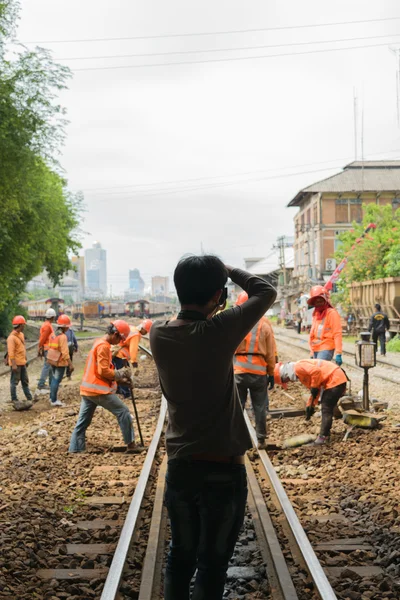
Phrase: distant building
[
  {"left": 58, "top": 276, "right": 80, "bottom": 302},
  {"left": 85, "top": 242, "right": 107, "bottom": 296},
  {"left": 152, "top": 276, "right": 169, "bottom": 299},
  {"left": 71, "top": 256, "right": 85, "bottom": 297},
  {"left": 129, "top": 269, "right": 145, "bottom": 294},
  {"left": 288, "top": 161, "right": 400, "bottom": 287}
]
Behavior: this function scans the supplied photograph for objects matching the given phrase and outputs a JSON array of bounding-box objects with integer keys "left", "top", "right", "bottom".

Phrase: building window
[
  {"left": 350, "top": 198, "right": 362, "bottom": 223},
  {"left": 301, "top": 213, "right": 305, "bottom": 230},
  {"left": 335, "top": 199, "right": 349, "bottom": 223},
  {"left": 306, "top": 209, "right": 311, "bottom": 224}
]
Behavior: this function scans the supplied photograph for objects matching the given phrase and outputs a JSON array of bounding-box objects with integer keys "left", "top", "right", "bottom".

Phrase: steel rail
[
  {"left": 244, "top": 411, "right": 338, "bottom": 600},
  {"left": 100, "top": 396, "right": 167, "bottom": 600},
  {"left": 274, "top": 332, "right": 400, "bottom": 385}
]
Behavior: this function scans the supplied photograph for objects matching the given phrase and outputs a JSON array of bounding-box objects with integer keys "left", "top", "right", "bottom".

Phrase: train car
[
  {"left": 23, "top": 297, "right": 64, "bottom": 320},
  {"left": 349, "top": 277, "right": 400, "bottom": 335}
]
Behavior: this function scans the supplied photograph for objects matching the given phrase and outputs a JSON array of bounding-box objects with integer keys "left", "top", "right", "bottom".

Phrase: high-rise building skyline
[
  {"left": 152, "top": 276, "right": 169, "bottom": 298},
  {"left": 129, "top": 269, "right": 145, "bottom": 294},
  {"left": 85, "top": 241, "right": 107, "bottom": 296}
]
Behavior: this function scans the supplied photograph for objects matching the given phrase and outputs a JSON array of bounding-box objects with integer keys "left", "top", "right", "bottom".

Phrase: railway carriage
[{"left": 23, "top": 297, "right": 64, "bottom": 320}]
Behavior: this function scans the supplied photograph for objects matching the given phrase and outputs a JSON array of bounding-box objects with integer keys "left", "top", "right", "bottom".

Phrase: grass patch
[
  {"left": 387, "top": 335, "right": 400, "bottom": 352},
  {"left": 75, "top": 330, "right": 101, "bottom": 339}
]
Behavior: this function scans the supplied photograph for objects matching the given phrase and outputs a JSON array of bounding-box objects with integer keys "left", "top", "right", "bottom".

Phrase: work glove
[
  {"left": 115, "top": 367, "right": 132, "bottom": 383},
  {"left": 305, "top": 405, "right": 315, "bottom": 420},
  {"left": 267, "top": 375, "right": 275, "bottom": 390},
  {"left": 131, "top": 362, "right": 139, "bottom": 377},
  {"left": 335, "top": 354, "right": 343, "bottom": 366}
]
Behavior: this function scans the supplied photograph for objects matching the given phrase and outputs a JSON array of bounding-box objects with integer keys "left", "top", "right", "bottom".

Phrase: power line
[
  {"left": 82, "top": 148, "right": 400, "bottom": 197},
  {"left": 22, "top": 16, "right": 400, "bottom": 45},
  {"left": 56, "top": 32, "right": 400, "bottom": 62},
  {"left": 72, "top": 40, "right": 400, "bottom": 71}
]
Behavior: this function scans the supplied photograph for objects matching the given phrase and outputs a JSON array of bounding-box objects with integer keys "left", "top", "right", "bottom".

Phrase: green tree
[
  {"left": 0, "top": 0, "right": 82, "bottom": 334},
  {"left": 332, "top": 204, "right": 400, "bottom": 307}
]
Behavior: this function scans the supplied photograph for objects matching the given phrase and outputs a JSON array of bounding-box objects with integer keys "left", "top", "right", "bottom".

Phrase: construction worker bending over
[
  {"left": 47, "top": 315, "right": 74, "bottom": 407},
  {"left": 369, "top": 303, "right": 390, "bottom": 357},
  {"left": 234, "top": 292, "right": 276, "bottom": 449},
  {"left": 112, "top": 319, "right": 153, "bottom": 397},
  {"left": 7, "top": 316, "right": 33, "bottom": 411},
  {"left": 36, "top": 308, "right": 56, "bottom": 395},
  {"left": 275, "top": 359, "right": 347, "bottom": 445},
  {"left": 69, "top": 320, "right": 139, "bottom": 453},
  {"left": 308, "top": 285, "right": 343, "bottom": 365}
]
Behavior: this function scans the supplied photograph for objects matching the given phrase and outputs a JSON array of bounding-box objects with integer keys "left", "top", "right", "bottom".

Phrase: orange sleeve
[
  {"left": 262, "top": 321, "right": 276, "bottom": 376},
  {"left": 39, "top": 323, "right": 51, "bottom": 348},
  {"left": 330, "top": 310, "right": 343, "bottom": 354},
  {"left": 296, "top": 362, "right": 322, "bottom": 389},
  {"left": 129, "top": 334, "right": 140, "bottom": 364},
  {"left": 96, "top": 343, "right": 115, "bottom": 381},
  {"left": 7, "top": 336, "right": 16, "bottom": 359},
  {"left": 59, "top": 334, "right": 70, "bottom": 362}
]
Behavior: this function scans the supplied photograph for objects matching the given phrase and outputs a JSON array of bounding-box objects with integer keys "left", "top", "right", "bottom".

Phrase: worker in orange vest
[
  {"left": 112, "top": 319, "right": 153, "bottom": 397},
  {"left": 7, "top": 315, "right": 33, "bottom": 411},
  {"left": 275, "top": 359, "right": 347, "bottom": 444},
  {"left": 308, "top": 285, "right": 343, "bottom": 365},
  {"left": 36, "top": 307, "right": 56, "bottom": 395},
  {"left": 47, "top": 314, "right": 74, "bottom": 407},
  {"left": 234, "top": 292, "right": 276, "bottom": 449},
  {"left": 69, "top": 320, "right": 140, "bottom": 453}
]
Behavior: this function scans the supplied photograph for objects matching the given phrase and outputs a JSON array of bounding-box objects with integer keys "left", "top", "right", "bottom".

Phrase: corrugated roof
[{"left": 288, "top": 161, "right": 400, "bottom": 207}]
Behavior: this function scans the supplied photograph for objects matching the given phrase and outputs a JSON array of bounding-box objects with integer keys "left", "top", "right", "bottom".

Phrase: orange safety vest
[
  {"left": 234, "top": 321, "right": 267, "bottom": 375},
  {"left": 48, "top": 331, "right": 69, "bottom": 366},
  {"left": 309, "top": 307, "right": 343, "bottom": 353},
  {"left": 116, "top": 328, "right": 141, "bottom": 361},
  {"left": 294, "top": 359, "right": 347, "bottom": 390},
  {"left": 80, "top": 339, "right": 117, "bottom": 396}
]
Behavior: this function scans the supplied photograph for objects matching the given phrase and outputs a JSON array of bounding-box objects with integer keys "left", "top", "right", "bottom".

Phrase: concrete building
[
  {"left": 129, "top": 269, "right": 145, "bottom": 294},
  {"left": 85, "top": 242, "right": 107, "bottom": 296},
  {"left": 288, "top": 161, "right": 400, "bottom": 288},
  {"left": 71, "top": 256, "right": 85, "bottom": 297},
  {"left": 152, "top": 276, "right": 169, "bottom": 300}
]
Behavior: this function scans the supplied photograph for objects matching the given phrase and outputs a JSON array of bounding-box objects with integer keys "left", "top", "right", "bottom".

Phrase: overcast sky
[{"left": 18, "top": 0, "right": 400, "bottom": 294}]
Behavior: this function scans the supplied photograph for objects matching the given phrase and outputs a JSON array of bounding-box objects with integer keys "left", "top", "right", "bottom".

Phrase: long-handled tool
[{"left": 129, "top": 380, "right": 144, "bottom": 447}]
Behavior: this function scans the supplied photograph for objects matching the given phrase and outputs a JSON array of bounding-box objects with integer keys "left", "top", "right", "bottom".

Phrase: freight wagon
[
  {"left": 23, "top": 298, "right": 64, "bottom": 320},
  {"left": 99, "top": 302, "right": 126, "bottom": 317},
  {"left": 71, "top": 301, "right": 101, "bottom": 320},
  {"left": 125, "top": 300, "right": 174, "bottom": 318},
  {"left": 349, "top": 277, "right": 400, "bottom": 334}
]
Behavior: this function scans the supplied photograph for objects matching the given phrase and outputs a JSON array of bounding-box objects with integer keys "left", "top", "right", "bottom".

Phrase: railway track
[{"left": 2, "top": 345, "right": 398, "bottom": 599}]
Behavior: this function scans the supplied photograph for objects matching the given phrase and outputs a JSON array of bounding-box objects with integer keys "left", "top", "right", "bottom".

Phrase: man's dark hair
[
  {"left": 174, "top": 255, "right": 228, "bottom": 306},
  {"left": 375, "top": 303, "right": 381, "bottom": 311}
]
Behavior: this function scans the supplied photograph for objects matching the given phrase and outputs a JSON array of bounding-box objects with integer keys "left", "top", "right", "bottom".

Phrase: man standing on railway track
[
  {"left": 69, "top": 320, "right": 140, "bottom": 453},
  {"left": 7, "top": 315, "right": 33, "bottom": 411},
  {"left": 369, "top": 303, "right": 390, "bottom": 357},
  {"left": 150, "top": 255, "right": 276, "bottom": 600},
  {"left": 47, "top": 314, "right": 74, "bottom": 407},
  {"left": 308, "top": 285, "right": 343, "bottom": 365},
  {"left": 35, "top": 308, "right": 56, "bottom": 396},
  {"left": 234, "top": 291, "right": 276, "bottom": 448},
  {"left": 275, "top": 359, "right": 347, "bottom": 444}
]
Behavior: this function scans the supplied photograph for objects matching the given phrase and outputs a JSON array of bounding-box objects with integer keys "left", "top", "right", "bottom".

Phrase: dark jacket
[
  {"left": 369, "top": 311, "right": 390, "bottom": 334},
  {"left": 65, "top": 328, "right": 78, "bottom": 351}
]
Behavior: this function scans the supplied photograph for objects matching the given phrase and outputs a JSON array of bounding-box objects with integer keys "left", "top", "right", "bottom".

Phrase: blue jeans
[
  {"left": 164, "top": 459, "right": 248, "bottom": 600},
  {"left": 313, "top": 350, "right": 334, "bottom": 361},
  {"left": 38, "top": 351, "right": 53, "bottom": 388},
  {"left": 68, "top": 394, "right": 134, "bottom": 452},
  {"left": 112, "top": 356, "right": 131, "bottom": 398},
  {"left": 235, "top": 373, "right": 267, "bottom": 440},
  {"left": 50, "top": 366, "right": 66, "bottom": 403}
]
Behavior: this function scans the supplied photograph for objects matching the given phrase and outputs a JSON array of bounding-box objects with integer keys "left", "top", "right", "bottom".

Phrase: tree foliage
[
  {"left": 332, "top": 204, "right": 400, "bottom": 307},
  {"left": 0, "top": 0, "right": 83, "bottom": 332}
]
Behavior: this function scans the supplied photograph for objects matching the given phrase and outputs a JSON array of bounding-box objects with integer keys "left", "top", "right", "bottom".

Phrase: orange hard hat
[
  {"left": 112, "top": 319, "right": 131, "bottom": 340},
  {"left": 141, "top": 319, "right": 153, "bottom": 333},
  {"left": 307, "top": 285, "right": 331, "bottom": 307},
  {"left": 57, "top": 314, "right": 71, "bottom": 327},
  {"left": 274, "top": 362, "right": 288, "bottom": 390},
  {"left": 12, "top": 315, "right": 26, "bottom": 326},
  {"left": 236, "top": 291, "right": 248, "bottom": 306}
]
